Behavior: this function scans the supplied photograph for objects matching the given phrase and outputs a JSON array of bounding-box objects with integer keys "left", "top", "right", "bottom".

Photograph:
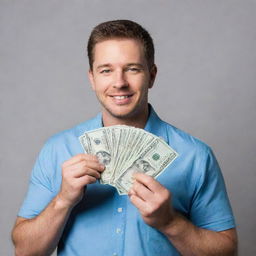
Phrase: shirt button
[
  {"left": 117, "top": 207, "right": 123, "bottom": 213},
  {"left": 116, "top": 228, "right": 121, "bottom": 234},
  {"left": 113, "top": 253, "right": 118, "bottom": 256}
]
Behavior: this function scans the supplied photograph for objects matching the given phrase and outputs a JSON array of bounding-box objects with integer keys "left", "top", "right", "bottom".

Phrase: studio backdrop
[{"left": 0, "top": 1, "right": 255, "bottom": 255}]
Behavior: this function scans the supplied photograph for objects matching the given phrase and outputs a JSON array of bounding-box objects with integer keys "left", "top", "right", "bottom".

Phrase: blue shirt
[{"left": 18, "top": 106, "right": 235, "bottom": 256}]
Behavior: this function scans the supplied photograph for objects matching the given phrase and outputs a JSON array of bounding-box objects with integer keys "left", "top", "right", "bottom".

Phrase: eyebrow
[
  {"left": 96, "top": 64, "right": 112, "bottom": 71},
  {"left": 126, "top": 63, "right": 144, "bottom": 69}
]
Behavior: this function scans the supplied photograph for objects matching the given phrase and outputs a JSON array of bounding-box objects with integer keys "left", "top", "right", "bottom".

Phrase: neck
[{"left": 102, "top": 106, "right": 149, "bottom": 129}]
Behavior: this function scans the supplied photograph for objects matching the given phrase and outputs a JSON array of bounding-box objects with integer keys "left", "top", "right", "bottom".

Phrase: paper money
[
  {"left": 79, "top": 126, "right": 178, "bottom": 195},
  {"left": 80, "top": 128, "right": 112, "bottom": 184}
]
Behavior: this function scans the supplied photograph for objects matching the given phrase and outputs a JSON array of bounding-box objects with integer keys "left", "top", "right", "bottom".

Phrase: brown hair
[{"left": 87, "top": 20, "right": 155, "bottom": 70}]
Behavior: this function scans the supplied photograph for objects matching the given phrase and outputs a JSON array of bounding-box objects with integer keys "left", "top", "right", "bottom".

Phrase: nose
[{"left": 112, "top": 70, "right": 128, "bottom": 89}]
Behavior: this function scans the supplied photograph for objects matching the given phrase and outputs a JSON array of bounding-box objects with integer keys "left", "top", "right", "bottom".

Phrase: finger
[
  {"left": 62, "top": 154, "right": 99, "bottom": 168},
  {"left": 63, "top": 160, "right": 103, "bottom": 178},
  {"left": 84, "top": 154, "right": 102, "bottom": 163},
  {"left": 76, "top": 167, "right": 102, "bottom": 179},
  {"left": 81, "top": 160, "right": 105, "bottom": 172},
  {"left": 67, "top": 161, "right": 102, "bottom": 178},
  {"left": 64, "top": 158, "right": 105, "bottom": 173},
  {"left": 75, "top": 175, "right": 97, "bottom": 186},
  {"left": 128, "top": 188, "right": 136, "bottom": 196},
  {"left": 129, "top": 194, "right": 148, "bottom": 214},
  {"left": 133, "top": 173, "right": 163, "bottom": 193},
  {"left": 132, "top": 181, "right": 153, "bottom": 201}
]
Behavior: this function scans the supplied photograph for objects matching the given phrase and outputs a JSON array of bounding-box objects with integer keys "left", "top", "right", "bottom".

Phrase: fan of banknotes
[{"left": 79, "top": 125, "right": 178, "bottom": 195}]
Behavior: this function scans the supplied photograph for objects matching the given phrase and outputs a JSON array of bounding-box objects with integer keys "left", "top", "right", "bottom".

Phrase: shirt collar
[{"left": 144, "top": 104, "right": 168, "bottom": 143}]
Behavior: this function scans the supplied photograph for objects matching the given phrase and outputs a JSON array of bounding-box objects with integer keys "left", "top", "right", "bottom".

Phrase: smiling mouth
[{"left": 112, "top": 95, "right": 132, "bottom": 99}]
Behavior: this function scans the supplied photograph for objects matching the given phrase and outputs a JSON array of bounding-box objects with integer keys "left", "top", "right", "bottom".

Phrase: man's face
[{"left": 88, "top": 39, "right": 156, "bottom": 121}]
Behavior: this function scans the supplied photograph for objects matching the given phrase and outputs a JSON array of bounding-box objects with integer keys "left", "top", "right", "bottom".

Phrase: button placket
[
  {"left": 112, "top": 198, "right": 127, "bottom": 256},
  {"left": 116, "top": 228, "right": 122, "bottom": 234}
]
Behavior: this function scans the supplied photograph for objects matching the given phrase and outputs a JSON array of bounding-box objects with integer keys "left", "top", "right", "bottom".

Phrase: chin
[
  {"left": 100, "top": 98, "right": 148, "bottom": 121},
  {"left": 105, "top": 106, "right": 140, "bottom": 120},
  {"left": 108, "top": 110, "right": 135, "bottom": 119}
]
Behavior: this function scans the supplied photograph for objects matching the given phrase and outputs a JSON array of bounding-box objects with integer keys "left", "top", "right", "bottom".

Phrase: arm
[
  {"left": 12, "top": 154, "right": 105, "bottom": 256},
  {"left": 12, "top": 198, "right": 72, "bottom": 256},
  {"left": 129, "top": 173, "right": 238, "bottom": 256}
]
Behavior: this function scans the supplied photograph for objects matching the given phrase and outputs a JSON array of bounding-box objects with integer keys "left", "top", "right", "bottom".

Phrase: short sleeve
[
  {"left": 190, "top": 148, "right": 236, "bottom": 231},
  {"left": 18, "top": 141, "right": 56, "bottom": 219}
]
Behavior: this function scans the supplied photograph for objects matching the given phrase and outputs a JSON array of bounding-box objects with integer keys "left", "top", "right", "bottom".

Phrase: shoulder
[
  {"left": 46, "top": 114, "right": 101, "bottom": 147},
  {"left": 161, "top": 119, "right": 210, "bottom": 156},
  {"left": 35, "top": 114, "right": 102, "bottom": 166},
  {"left": 159, "top": 119, "right": 217, "bottom": 187}
]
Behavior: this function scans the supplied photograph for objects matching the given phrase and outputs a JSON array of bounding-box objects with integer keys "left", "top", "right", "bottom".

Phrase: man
[{"left": 12, "top": 20, "right": 237, "bottom": 255}]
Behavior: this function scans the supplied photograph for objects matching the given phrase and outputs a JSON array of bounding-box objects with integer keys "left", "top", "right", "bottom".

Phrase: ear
[
  {"left": 88, "top": 69, "right": 95, "bottom": 91},
  {"left": 149, "top": 64, "right": 157, "bottom": 89}
]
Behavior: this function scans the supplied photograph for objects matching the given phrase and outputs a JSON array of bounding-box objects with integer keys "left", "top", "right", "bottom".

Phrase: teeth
[{"left": 113, "top": 96, "right": 129, "bottom": 99}]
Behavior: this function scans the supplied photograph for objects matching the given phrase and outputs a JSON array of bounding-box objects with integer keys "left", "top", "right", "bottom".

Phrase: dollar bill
[
  {"left": 79, "top": 128, "right": 112, "bottom": 184},
  {"left": 79, "top": 126, "right": 178, "bottom": 194},
  {"left": 115, "top": 138, "right": 178, "bottom": 194}
]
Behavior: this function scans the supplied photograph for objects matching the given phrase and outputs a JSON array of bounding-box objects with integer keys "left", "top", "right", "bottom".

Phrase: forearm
[
  {"left": 160, "top": 212, "right": 237, "bottom": 256},
  {"left": 12, "top": 195, "right": 72, "bottom": 256}
]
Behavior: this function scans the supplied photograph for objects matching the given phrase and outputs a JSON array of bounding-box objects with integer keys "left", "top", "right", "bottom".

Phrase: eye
[
  {"left": 100, "top": 69, "right": 111, "bottom": 74},
  {"left": 126, "top": 67, "right": 141, "bottom": 73}
]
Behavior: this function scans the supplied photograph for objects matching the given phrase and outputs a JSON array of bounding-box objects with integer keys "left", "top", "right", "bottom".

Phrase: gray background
[{"left": 1, "top": 0, "right": 255, "bottom": 255}]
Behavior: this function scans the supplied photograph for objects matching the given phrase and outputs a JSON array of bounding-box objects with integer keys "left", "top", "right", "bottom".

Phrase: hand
[
  {"left": 128, "top": 172, "right": 175, "bottom": 231},
  {"left": 58, "top": 154, "right": 105, "bottom": 208}
]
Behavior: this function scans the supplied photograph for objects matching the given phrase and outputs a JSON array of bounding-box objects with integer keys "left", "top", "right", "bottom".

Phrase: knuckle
[
  {"left": 84, "top": 167, "right": 91, "bottom": 174},
  {"left": 61, "top": 162, "right": 67, "bottom": 169},
  {"left": 156, "top": 195, "right": 168, "bottom": 206},
  {"left": 85, "top": 154, "right": 97, "bottom": 161},
  {"left": 162, "top": 188, "right": 170, "bottom": 200},
  {"left": 152, "top": 202, "right": 160, "bottom": 212},
  {"left": 99, "top": 164, "right": 105, "bottom": 170},
  {"left": 62, "top": 169, "right": 69, "bottom": 179},
  {"left": 132, "top": 182, "right": 138, "bottom": 190},
  {"left": 74, "top": 154, "right": 84, "bottom": 161},
  {"left": 83, "top": 175, "right": 90, "bottom": 183},
  {"left": 81, "top": 160, "right": 88, "bottom": 168},
  {"left": 144, "top": 175, "right": 153, "bottom": 184},
  {"left": 143, "top": 212, "right": 151, "bottom": 218},
  {"left": 62, "top": 173, "right": 67, "bottom": 180},
  {"left": 78, "top": 153, "right": 85, "bottom": 158},
  {"left": 86, "top": 176, "right": 96, "bottom": 184},
  {"left": 142, "top": 210, "right": 150, "bottom": 217},
  {"left": 144, "top": 206, "right": 154, "bottom": 217}
]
